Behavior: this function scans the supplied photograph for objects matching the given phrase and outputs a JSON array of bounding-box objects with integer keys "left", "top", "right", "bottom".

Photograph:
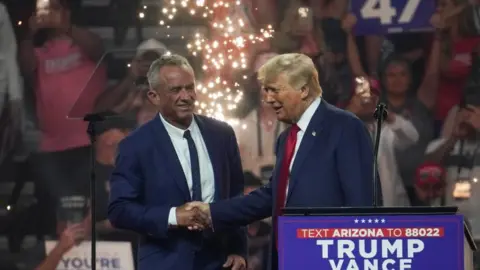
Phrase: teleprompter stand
[
  {"left": 83, "top": 112, "right": 116, "bottom": 270},
  {"left": 67, "top": 50, "right": 138, "bottom": 270}
]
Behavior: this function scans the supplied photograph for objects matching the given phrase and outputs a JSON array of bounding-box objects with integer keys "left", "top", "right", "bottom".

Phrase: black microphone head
[{"left": 373, "top": 102, "right": 388, "bottom": 120}]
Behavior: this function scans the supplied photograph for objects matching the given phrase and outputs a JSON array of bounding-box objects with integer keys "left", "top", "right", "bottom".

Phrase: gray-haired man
[{"left": 108, "top": 54, "right": 247, "bottom": 270}]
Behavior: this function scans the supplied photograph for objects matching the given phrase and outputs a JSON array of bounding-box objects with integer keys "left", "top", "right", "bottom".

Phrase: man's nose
[{"left": 178, "top": 89, "right": 193, "bottom": 99}]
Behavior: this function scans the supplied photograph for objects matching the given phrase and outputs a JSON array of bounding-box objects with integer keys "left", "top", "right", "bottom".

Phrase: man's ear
[
  {"left": 300, "top": 85, "right": 310, "bottom": 100},
  {"left": 147, "top": 90, "right": 161, "bottom": 106}
]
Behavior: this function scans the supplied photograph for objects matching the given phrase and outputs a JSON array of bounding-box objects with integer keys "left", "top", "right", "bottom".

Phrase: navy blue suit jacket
[
  {"left": 209, "top": 100, "right": 381, "bottom": 270},
  {"left": 108, "top": 115, "right": 247, "bottom": 270}
]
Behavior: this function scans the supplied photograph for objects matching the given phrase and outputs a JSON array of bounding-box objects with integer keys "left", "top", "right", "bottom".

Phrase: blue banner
[
  {"left": 278, "top": 214, "right": 464, "bottom": 269},
  {"left": 352, "top": 0, "right": 436, "bottom": 35}
]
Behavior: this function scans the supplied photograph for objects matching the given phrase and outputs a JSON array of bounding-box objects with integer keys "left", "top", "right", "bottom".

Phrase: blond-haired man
[{"left": 185, "top": 53, "right": 378, "bottom": 270}]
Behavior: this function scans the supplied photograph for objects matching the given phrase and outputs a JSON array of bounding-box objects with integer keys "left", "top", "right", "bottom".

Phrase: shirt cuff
[{"left": 168, "top": 207, "right": 178, "bottom": 226}]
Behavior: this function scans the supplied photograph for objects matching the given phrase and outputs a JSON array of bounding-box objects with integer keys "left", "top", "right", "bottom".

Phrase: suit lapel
[
  {"left": 287, "top": 100, "right": 328, "bottom": 200},
  {"left": 195, "top": 116, "right": 223, "bottom": 201},
  {"left": 151, "top": 115, "right": 191, "bottom": 201}
]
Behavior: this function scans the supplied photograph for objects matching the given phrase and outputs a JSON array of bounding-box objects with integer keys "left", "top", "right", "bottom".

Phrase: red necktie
[{"left": 275, "top": 124, "right": 300, "bottom": 248}]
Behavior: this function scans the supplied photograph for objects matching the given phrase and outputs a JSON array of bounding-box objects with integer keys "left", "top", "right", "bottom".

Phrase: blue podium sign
[
  {"left": 352, "top": 0, "right": 436, "bottom": 35},
  {"left": 278, "top": 214, "right": 464, "bottom": 270}
]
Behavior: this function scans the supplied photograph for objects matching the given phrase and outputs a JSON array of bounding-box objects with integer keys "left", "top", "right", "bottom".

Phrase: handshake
[{"left": 176, "top": 201, "right": 212, "bottom": 230}]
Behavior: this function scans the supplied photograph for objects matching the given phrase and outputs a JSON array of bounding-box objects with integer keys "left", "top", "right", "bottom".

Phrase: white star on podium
[
  {"left": 354, "top": 219, "right": 359, "bottom": 223},
  {"left": 374, "top": 219, "right": 379, "bottom": 223},
  {"left": 381, "top": 219, "right": 386, "bottom": 223},
  {"left": 361, "top": 219, "right": 366, "bottom": 223},
  {"left": 368, "top": 219, "right": 372, "bottom": 223}
]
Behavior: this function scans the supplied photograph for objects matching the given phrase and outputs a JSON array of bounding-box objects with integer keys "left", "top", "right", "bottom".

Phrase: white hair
[{"left": 147, "top": 54, "right": 193, "bottom": 90}]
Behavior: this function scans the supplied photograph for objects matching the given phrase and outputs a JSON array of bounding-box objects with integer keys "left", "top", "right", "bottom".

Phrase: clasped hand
[
  {"left": 176, "top": 203, "right": 247, "bottom": 269},
  {"left": 176, "top": 202, "right": 211, "bottom": 230}
]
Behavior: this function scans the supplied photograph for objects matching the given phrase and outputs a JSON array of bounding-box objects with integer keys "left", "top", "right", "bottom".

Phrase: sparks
[{"left": 161, "top": 0, "right": 274, "bottom": 126}]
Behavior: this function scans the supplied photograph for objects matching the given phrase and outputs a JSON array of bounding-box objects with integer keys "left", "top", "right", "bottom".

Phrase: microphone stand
[
  {"left": 372, "top": 102, "right": 388, "bottom": 207},
  {"left": 83, "top": 112, "right": 110, "bottom": 270}
]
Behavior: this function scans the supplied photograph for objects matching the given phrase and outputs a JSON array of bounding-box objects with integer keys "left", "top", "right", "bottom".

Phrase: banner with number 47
[{"left": 352, "top": 0, "right": 436, "bottom": 35}]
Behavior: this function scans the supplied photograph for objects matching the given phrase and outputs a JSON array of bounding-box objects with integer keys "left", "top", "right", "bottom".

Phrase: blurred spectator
[
  {"left": 18, "top": 0, "right": 106, "bottom": 236},
  {"left": 343, "top": 13, "right": 442, "bottom": 206},
  {"left": 313, "top": 0, "right": 357, "bottom": 106},
  {"left": 311, "top": 52, "right": 350, "bottom": 106},
  {"left": 314, "top": 0, "right": 382, "bottom": 79},
  {"left": 95, "top": 39, "right": 166, "bottom": 125},
  {"left": 273, "top": 0, "right": 324, "bottom": 56},
  {"left": 435, "top": 0, "right": 480, "bottom": 129},
  {"left": 385, "top": 33, "right": 430, "bottom": 94},
  {"left": 414, "top": 161, "right": 446, "bottom": 205},
  {"left": 424, "top": 104, "right": 480, "bottom": 240},
  {"left": 0, "top": 2, "right": 24, "bottom": 166},
  {"left": 345, "top": 79, "right": 418, "bottom": 207},
  {"left": 244, "top": 0, "right": 276, "bottom": 28},
  {"left": 234, "top": 52, "right": 287, "bottom": 183},
  {"left": 20, "top": 220, "right": 88, "bottom": 270},
  {"left": 243, "top": 172, "right": 270, "bottom": 270}
]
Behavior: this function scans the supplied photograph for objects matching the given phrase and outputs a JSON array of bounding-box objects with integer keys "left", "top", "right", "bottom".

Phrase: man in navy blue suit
[
  {"left": 186, "top": 53, "right": 379, "bottom": 270},
  {"left": 107, "top": 54, "right": 247, "bottom": 270}
]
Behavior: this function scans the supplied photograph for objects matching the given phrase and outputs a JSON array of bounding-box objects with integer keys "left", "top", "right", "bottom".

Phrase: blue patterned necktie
[{"left": 184, "top": 130, "right": 202, "bottom": 201}]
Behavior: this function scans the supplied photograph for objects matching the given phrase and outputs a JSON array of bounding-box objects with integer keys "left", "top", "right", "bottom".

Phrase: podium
[{"left": 279, "top": 207, "right": 477, "bottom": 270}]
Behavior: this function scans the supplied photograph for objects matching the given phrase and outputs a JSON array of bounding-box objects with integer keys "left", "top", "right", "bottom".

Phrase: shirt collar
[
  {"left": 296, "top": 97, "right": 321, "bottom": 131},
  {"left": 159, "top": 113, "right": 197, "bottom": 138}
]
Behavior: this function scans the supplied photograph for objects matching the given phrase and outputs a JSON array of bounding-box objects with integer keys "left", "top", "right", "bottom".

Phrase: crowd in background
[{"left": 2, "top": 0, "right": 480, "bottom": 269}]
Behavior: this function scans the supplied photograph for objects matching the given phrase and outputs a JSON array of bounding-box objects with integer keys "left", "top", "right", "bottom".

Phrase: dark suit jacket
[
  {"left": 108, "top": 114, "right": 247, "bottom": 270},
  {"left": 208, "top": 100, "right": 381, "bottom": 270}
]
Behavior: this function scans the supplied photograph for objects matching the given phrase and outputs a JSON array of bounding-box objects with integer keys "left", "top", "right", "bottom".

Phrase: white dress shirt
[
  {"left": 159, "top": 114, "right": 215, "bottom": 225},
  {"left": 284, "top": 97, "right": 321, "bottom": 198},
  {"left": 290, "top": 97, "right": 321, "bottom": 171}
]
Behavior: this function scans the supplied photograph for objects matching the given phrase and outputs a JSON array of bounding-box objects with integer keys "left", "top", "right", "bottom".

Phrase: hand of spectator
[
  {"left": 341, "top": 13, "right": 357, "bottom": 33},
  {"left": 466, "top": 105, "right": 480, "bottom": 131},
  {"left": 346, "top": 92, "right": 377, "bottom": 119},
  {"left": 435, "top": 3, "right": 467, "bottom": 30},
  {"left": 176, "top": 202, "right": 211, "bottom": 230},
  {"left": 452, "top": 108, "right": 470, "bottom": 138},
  {"left": 223, "top": 254, "right": 247, "bottom": 270},
  {"left": 58, "top": 224, "right": 87, "bottom": 253}
]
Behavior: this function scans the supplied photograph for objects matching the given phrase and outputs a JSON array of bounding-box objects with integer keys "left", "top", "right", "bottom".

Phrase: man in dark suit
[
  {"left": 186, "top": 53, "right": 378, "bottom": 270},
  {"left": 107, "top": 54, "right": 247, "bottom": 270}
]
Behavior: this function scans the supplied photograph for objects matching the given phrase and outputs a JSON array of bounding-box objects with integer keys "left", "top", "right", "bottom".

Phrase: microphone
[
  {"left": 372, "top": 102, "right": 388, "bottom": 207},
  {"left": 373, "top": 102, "right": 388, "bottom": 120}
]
